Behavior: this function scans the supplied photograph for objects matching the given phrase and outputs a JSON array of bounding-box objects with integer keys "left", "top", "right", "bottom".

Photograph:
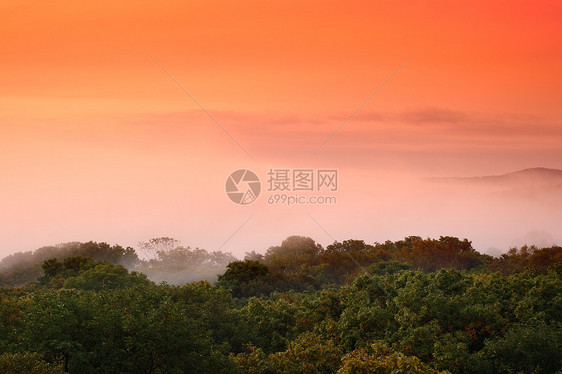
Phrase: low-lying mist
[{"left": 321, "top": 167, "right": 562, "bottom": 257}]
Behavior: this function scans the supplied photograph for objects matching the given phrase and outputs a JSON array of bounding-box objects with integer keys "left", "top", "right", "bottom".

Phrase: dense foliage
[
  {"left": 0, "top": 239, "right": 236, "bottom": 286},
  {"left": 0, "top": 235, "right": 561, "bottom": 373}
]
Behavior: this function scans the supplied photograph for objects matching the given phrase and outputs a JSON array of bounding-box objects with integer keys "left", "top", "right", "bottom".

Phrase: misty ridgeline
[{"left": 1, "top": 235, "right": 560, "bottom": 290}]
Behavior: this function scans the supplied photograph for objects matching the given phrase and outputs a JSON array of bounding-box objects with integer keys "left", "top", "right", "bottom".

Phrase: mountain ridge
[{"left": 426, "top": 167, "right": 562, "bottom": 187}]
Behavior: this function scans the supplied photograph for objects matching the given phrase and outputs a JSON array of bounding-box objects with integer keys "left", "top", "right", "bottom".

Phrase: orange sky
[{"left": 1, "top": 0, "right": 561, "bottom": 257}]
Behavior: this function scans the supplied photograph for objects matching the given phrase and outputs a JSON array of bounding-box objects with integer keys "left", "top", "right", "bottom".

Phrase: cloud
[
  {"left": 400, "top": 108, "right": 469, "bottom": 124},
  {"left": 112, "top": 107, "right": 562, "bottom": 176}
]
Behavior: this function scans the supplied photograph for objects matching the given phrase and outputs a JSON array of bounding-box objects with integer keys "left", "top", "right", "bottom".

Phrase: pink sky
[{"left": 1, "top": 0, "right": 561, "bottom": 257}]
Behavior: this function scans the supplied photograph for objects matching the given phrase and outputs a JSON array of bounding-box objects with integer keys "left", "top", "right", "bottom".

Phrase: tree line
[
  {"left": 0, "top": 238, "right": 236, "bottom": 287},
  {"left": 0, "top": 235, "right": 560, "bottom": 373}
]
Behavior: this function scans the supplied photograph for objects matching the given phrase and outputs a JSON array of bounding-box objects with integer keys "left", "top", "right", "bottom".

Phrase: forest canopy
[{"left": 0, "top": 235, "right": 560, "bottom": 373}]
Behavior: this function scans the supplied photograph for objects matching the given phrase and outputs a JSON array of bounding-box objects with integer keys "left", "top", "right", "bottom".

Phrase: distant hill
[{"left": 426, "top": 167, "right": 562, "bottom": 188}]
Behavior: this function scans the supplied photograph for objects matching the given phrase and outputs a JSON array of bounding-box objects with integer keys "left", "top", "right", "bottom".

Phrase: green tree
[
  {"left": 478, "top": 322, "right": 562, "bottom": 374},
  {"left": 0, "top": 352, "right": 63, "bottom": 374},
  {"left": 232, "top": 333, "right": 342, "bottom": 373},
  {"left": 337, "top": 342, "right": 445, "bottom": 374},
  {"left": 62, "top": 263, "right": 149, "bottom": 290},
  {"left": 264, "top": 236, "right": 322, "bottom": 273},
  {"left": 39, "top": 257, "right": 96, "bottom": 286},
  {"left": 217, "top": 260, "right": 269, "bottom": 298}
]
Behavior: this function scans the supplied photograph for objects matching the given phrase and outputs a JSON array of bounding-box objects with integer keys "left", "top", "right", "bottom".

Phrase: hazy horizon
[{"left": 2, "top": 166, "right": 561, "bottom": 260}]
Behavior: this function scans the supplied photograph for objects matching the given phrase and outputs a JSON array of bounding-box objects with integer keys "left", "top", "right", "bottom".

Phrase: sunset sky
[{"left": 1, "top": 0, "right": 561, "bottom": 258}]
